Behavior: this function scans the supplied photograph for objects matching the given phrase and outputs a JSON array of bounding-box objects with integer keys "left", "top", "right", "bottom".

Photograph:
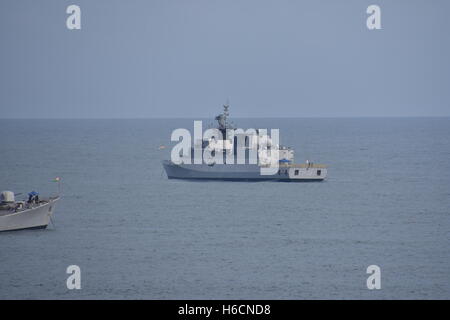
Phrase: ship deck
[{"left": 262, "top": 163, "right": 328, "bottom": 168}]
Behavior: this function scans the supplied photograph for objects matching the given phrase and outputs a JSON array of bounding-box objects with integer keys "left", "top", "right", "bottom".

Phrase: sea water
[{"left": 0, "top": 118, "right": 449, "bottom": 299}]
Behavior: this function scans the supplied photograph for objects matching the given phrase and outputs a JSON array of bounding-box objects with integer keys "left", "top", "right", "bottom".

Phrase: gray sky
[{"left": 0, "top": 0, "right": 449, "bottom": 118}]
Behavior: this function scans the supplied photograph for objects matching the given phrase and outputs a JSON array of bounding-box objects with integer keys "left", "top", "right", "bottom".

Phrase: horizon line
[{"left": 1, "top": 115, "right": 450, "bottom": 120}]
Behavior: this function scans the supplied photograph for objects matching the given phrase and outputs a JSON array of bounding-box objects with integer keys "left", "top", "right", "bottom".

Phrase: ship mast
[
  {"left": 223, "top": 103, "right": 229, "bottom": 129},
  {"left": 215, "top": 102, "right": 231, "bottom": 131}
]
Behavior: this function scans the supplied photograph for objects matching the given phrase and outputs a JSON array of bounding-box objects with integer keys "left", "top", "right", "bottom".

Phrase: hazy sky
[{"left": 0, "top": 0, "right": 449, "bottom": 118}]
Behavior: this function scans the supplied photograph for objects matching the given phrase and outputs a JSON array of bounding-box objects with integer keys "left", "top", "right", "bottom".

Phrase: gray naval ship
[{"left": 163, "top": 104, "right": 327, "bottom": 181}]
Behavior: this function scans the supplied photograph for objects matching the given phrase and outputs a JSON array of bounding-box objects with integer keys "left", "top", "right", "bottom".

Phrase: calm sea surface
[{"left": 0, "top": 118, "right": 449, "bottom": 299}]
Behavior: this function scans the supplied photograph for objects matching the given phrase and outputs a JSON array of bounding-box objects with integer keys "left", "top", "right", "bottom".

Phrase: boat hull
[
  {"left": 0, "top": 198, "right": 59, "bottom": 232},
  {"left": 162, "top": 160, "right": 326, "bottom": 182}
]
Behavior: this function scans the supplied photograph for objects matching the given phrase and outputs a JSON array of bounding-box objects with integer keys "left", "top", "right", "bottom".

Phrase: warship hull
[
  {"left": 0, "top": 198, "right": 59, "bottom": 232},
  {"left": 162, "top": 160, "right": 326, "bottom": 182}
]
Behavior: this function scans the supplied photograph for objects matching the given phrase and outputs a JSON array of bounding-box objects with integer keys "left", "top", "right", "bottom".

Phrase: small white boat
[{"left": 0, "top": 191, "right": 59, "bottom": 232}]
